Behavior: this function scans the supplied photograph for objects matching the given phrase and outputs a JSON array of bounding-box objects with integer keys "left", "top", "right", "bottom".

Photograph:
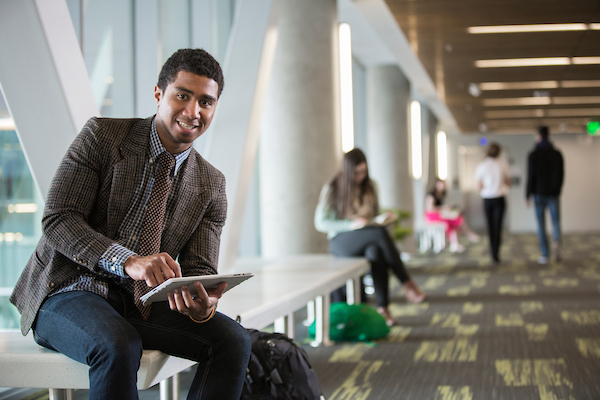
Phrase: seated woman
[
  {"left": 314, "top": 148, "right": 426, "bottom": 327},
  {"left": 425, "top": 178, "right": 480, "bottom": 253}
]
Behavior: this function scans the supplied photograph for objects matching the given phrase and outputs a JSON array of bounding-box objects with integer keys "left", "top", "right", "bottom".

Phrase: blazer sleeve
[{"left": 41, "top": 118, "right": 117, "bottom": 272}]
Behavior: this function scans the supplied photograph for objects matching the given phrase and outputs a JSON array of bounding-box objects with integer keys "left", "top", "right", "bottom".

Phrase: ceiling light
[
  {"left": 482, "top": 97, "right": 551, "bottom": 106},
  {"left": 571, "top": 57, "right": 600, "bottom": 65},
  {"left": 546, "top": 108, "right": 600, "bottom": 117},
  {"left": 479, "top": 81, "right": 559, "bottom": 90},
  {"left": 475, "top": 58, "right": 571, "bottom": 68},
  {"left": 551, "top": 96, "right": 600, "bottom": 105},
  {"left": 483, "top": 96, "right": 600, "bottom": 107},
  {"left": 468, "top": 23, "right": 590, "bottom": 34},
  {"left": 591, "top": 24, "right": 600, "bottom": 30},
  {"left": 484, "top": 110, "right": 545, "bottom": 119},
  {"left": 561, "top": 80, "right": 600, "bottom": 88}
]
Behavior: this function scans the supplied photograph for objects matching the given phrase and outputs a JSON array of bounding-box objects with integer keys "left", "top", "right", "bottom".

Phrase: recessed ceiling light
[
  {"left": 572, "top": 57, "right": 600, "bottom": 65},
  {"left": 482, "top": 97, "right": 551, "bottom": 106},
  {"left": 478, "top": 80, "right": 600, "bottom": 90},
  {"left": 483, "top": 96, "right": 600, "bottom": 107},
  {"left": 475, "top": 57, "right": 600, "bottom": 68},
  {"left": 479, "top": 81, "right": 559, "bottom": 90},
  {"left": 561, "top": 80, "right": 600, "bottom": 88},
  {"left": 475, "top": 58, "right": 571, "bottom": 68},
  {"left": 468, "top": 23, "right": 592, "bottom": 34},
  {"left": 485, "top": 108, "right": 600, "bottom": 119}
]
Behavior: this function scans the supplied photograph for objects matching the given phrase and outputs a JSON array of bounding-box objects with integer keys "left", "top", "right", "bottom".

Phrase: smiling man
[{"left": 10, "top": 49, "right": 251, "bottom": 400}]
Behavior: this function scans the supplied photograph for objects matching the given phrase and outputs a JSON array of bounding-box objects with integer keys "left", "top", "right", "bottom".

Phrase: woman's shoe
[
  {"left": 449, "top": 243, "right": 465, "bottom": 253},
  {"left": 377, "top": 307, "right": 397, "bottom": 327},
  {"left": 403, "top": 280, "right": 427, "bottom": 304}
]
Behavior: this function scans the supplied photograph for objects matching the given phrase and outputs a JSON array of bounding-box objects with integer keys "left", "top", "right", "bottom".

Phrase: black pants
[
  {"left": 483, "top": 196, "right": 506, "bottom": 262},
  {"left": 329, "top": 226, "right": 410, "bottom": 307}
]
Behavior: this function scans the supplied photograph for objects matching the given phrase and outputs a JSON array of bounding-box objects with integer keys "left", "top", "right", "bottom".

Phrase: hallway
[{"left": 305, "top": 233, "right": 600, "bottom": 399}]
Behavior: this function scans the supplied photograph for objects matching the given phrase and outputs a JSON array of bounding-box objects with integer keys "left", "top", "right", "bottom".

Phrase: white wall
[{"left": 447, "top": 133, "right": 600, "bottom": 234}]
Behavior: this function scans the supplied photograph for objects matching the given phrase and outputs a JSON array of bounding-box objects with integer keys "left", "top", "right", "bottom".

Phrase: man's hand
[
  {"left": 124, "top": 253, "right": 182, "bottom": 288},
  {"left": 168, "top": 281, "right": 228, "bottom": 320}
]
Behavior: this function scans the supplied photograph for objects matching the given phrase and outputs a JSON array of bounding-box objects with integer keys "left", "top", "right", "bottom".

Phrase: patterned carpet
[
  {"left": 3, "top": 233, "right": 600, "bottom": 400},
  {"left": 303, "top": 233, "right": 600, "bottom": 400}
]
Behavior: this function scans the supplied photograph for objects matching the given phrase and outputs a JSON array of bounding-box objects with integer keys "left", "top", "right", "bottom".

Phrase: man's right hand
[{"left": 123, "top": 253, "right": 182, "bottom": 288}]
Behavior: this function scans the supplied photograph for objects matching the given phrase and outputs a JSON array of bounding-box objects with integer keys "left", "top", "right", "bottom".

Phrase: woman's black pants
[
  {"left": 483, "top": 196, "right": 506, "bottom": 262},
  {"left": 329, "top": 226, "right": 410, "bottom": 307}
]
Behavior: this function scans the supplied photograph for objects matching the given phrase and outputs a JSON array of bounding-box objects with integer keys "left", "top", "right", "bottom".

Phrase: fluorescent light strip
[
  {"left": 410, "top": 101, "right": 422, "bottom": 180},
  {"left": 476, "top": 58, "right": 571, "bottom": 68},
  {"left": 485, "top": 108, "right": 600, "bottom": 118},
  {"left": 476, "top": 57, "right": 600, "bottom": 68},
  {"left": 572, "top": 57, "right": 600, "bottom": 65},
  {"left": 468, "top": 23, "right": 591, "bottom": 34},
  {"left": 479, "top": 81, "right": 559, "bottom": 90},
  {"left": 479, "top": 80, "right": 600, "bottom": 90},
  {"left": 339, "top": 23, "right": 354, "bottom": 153},
  {"left": 436, "top": 131, "right": 447, "bottom": 180},
  {"left": 561, "top": 80, "right": 600, "bottom": 88},
  {"left": 483, "top": 97, "right": 551, "bottom": 106},
  {"left": 485, "top": 109, "right": 546, "bottom": 119},
  {"left": 483, "top": 96, "right": 600, "bottom": 107}
]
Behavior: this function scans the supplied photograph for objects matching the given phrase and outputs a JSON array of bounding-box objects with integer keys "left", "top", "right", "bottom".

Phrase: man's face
[{"left": 154, "top": 70, "right": 219, "bottom": 154}]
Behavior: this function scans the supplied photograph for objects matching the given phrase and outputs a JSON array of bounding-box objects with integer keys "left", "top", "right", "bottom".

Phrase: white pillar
[
  {"left": 366, "top": 65, "right": 416, "bottom": 251},
  {"left": 260, "top": 0, "right": 341, "bottom": 257}
]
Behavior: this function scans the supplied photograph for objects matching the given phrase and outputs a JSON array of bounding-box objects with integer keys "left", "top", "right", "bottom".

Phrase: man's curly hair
[{"left": 157, "top": 48, "right": 224, "bottom": 98}]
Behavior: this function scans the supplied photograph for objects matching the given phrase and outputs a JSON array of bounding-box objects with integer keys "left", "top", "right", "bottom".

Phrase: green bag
[{"left": 309, "top": 303, "right": 390, "bottom": 342}]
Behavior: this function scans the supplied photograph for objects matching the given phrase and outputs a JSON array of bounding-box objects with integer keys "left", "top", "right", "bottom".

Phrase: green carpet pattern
[{"left": 303, "top": 233, "right": 600, "bottom": 400}]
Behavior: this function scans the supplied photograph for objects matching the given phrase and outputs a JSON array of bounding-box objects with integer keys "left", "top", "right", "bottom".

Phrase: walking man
[{"left": 526, "top": 126, "right": 564, "bottom": 264}]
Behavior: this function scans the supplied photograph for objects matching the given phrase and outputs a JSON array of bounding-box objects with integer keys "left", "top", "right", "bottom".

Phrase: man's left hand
[{"left": 167, "top": 281, "right": 228, "bottom": 320}]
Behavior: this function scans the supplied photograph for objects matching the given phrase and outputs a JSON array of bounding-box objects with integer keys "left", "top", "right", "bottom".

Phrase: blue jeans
[
  {"left": 33, "top": 284, "right": 251, "bottom": 400},
  {"left": 533, "top": 194, "right": 561, "bottom": 257}
]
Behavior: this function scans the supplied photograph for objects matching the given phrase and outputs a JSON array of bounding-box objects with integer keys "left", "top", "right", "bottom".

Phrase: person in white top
[{"left": 474, "top": 142, "right": 511, "bottom": 264}]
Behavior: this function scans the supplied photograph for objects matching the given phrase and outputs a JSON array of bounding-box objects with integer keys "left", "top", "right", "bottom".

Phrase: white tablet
[{"left": 140, "top": 272, "right": 254, "bottom": 305}]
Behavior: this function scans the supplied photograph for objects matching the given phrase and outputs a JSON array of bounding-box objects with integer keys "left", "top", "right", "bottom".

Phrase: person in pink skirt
[{"left": 425, "top": 178, "right": 480, "bottom": 252}]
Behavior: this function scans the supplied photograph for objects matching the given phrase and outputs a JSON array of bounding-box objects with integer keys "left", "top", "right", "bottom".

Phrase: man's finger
[{"left": 164, "top": 254, "right": 182, "bottom": 278}]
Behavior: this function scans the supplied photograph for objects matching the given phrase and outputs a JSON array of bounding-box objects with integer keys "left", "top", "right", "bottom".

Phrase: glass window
[{"left": 0, "top": 91, "right": 43, "bottom": 329}]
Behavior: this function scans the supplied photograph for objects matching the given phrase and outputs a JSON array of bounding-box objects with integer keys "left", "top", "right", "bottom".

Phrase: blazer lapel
[
  {"left": 163, "top": 150, "right": 209, "bottom": 254},
  {"left": 106, "top": 118, "right": 152, "bottom": 238}
]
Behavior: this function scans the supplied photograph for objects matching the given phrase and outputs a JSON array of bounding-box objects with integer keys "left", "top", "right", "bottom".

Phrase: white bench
[
  {"left": 0, "top": 330, "right": 195, "bottom": 400},
  {"left": 0, "top": 254, "right": 368, "bottom": 399}
]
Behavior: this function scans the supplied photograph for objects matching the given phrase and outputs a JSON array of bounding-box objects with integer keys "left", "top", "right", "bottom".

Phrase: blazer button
[{"left": 48, "top": 282, "right": 55, "bottom": 289}]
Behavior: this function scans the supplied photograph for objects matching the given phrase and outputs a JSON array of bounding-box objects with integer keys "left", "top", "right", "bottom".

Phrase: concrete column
[
  {"left": 426, "top": 109, "right": 439, "bottom": 189},
  {"left": 366, "top": 65, "right": 416, "bottom": 251},
  {"left": 260, "top": 0, "right": 341, "bottom": 257}
]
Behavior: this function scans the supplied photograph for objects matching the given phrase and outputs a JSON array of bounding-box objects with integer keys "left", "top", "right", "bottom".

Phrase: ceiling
[{"left": 383, "top": 0, "right": 600, "bottom": 135}]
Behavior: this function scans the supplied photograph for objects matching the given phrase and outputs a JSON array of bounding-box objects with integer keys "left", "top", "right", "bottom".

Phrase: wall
[{"left": 447, "top": 133, "right": 600, "bottom": 234}]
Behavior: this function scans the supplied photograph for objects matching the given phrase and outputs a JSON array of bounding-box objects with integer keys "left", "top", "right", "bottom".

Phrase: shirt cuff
[{"left": 99, "top": 244, "right": 136, "bottom": 278}]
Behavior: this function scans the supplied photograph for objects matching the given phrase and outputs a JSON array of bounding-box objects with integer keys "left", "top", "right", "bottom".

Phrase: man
[
  {"left": 526, "top": 126, "right": 564, "bottom": 264},
  {"left": 10, "top": 49, "right": 251, "bottom": 399}
]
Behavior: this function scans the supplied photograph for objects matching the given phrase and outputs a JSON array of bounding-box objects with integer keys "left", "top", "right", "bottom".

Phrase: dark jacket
[{"left": 526, "top": 139, "right": 564, "bottom": 199}]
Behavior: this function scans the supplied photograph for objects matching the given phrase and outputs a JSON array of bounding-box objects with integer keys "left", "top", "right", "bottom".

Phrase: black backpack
[{"left": 241, "top": 329, "right": 324, "bottom": 400}]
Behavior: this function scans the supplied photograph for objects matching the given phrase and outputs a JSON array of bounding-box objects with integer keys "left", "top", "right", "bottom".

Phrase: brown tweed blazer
[{"left": 10, "top": 116, "right": 227, "bottom": 335}]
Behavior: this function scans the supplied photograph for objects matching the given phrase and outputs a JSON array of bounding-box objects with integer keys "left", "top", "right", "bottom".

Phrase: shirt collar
[{"left": 150, "top": 118, "right": 192, "bottom": 175}]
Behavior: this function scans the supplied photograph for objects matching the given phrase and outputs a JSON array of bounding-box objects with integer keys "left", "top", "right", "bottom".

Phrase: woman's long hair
[{"left": 326, "top": 148, "right": 378, "bottom": 219}]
